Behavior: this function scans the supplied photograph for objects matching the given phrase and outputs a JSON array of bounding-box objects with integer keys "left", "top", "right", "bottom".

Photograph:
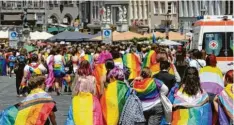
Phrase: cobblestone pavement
[{"left": 0, "top": 76, "right": 71, "bottom": 125}]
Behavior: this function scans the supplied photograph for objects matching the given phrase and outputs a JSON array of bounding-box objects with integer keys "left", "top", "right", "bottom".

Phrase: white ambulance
[{"left": 191, "top": 15, "right": 233, "bottom": 73}]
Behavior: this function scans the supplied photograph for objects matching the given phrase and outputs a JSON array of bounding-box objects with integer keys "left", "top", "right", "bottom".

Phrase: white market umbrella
[
  {"left": 30, "top": 31, "right": 53, "bottom": 40},
  {"left": 159, "top": 39, "right": 182, "bottom": 46},
  {"left": 0, "top": 30, "right": 9, "bottom": 38}
]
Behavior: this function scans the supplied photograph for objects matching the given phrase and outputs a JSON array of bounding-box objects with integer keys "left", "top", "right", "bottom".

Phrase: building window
[
  {"left": 154, "top": 2, "right": 159, "bottom": 14},
  {"left": 168, "top": 2, "right": 172, "bottom": 13},
  {"left": 160, "top": 2, "right": 166, "bottom": 14}
]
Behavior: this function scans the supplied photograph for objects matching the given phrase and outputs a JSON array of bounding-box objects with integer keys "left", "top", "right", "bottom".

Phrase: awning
[{"left": 47, "top": 27, "right": 67, "bottom": 33}]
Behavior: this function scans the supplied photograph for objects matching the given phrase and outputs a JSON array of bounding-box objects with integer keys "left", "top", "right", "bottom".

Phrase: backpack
[
  {"left": 119, "top": 89, "right": 146, "bottom": 125},
  {"left": 28, "top": 63, "right": 42, "bottom": 76}
]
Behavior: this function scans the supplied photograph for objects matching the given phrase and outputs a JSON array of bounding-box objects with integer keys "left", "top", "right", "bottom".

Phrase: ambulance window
[{"left": 202, "top": 32, "right": 233, "bottom": 57}]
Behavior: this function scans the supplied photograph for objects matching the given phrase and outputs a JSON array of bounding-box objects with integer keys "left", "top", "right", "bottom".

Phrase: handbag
[{"left": 160, "top": 94, "right": 172, "bottom": 124}]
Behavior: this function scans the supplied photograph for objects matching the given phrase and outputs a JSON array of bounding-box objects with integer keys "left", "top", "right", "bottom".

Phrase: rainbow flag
[
  {"left": 53, "top": 64, "right": 65, "bottom": 77},
  {"left": 218, "top": 84, "right": 234, "bottom": 119},
  {"left": 80, "top": 54, "right": 93, "bottom": 64},
  {"left": 150, "top": 63, "right": 175, "bottom": 76},
  {"left": 0, "top": 91, "right": 55, "bottom": 125},
  {"left": 172, "top": 103, "right": 212, "bottom": 125},
  {"left": 123, "top": 53, "right": 141, "bottom": 80},
  {"left": 100, "top": 80, "right": 129, "bottom": 125},
  {"left": 171, "top": 87, "right": 212, "bottom": 125},
  {"left": 142, "top": 50, "right": 157, "bottom": 68},
  {"left": 133, "top": 78, "right": 160, "bottom": 100},
  {"left": 65, "top": 92, "right": 103, "bottom": 125},
  {"left": 93, "top": 63, "right": 107, "bottom": 95},
  {"left": 114, "top": 58, "right": 124, "bottom": 69},
  {"left": 199, "top": 66, "right": 224, "bottom": 94}
]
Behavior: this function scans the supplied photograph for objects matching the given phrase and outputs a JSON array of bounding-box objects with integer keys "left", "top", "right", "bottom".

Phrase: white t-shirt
[
  {"left": 54, "top": 55, "right": 63, "bottom": 65},
  {"left": 46, "top": 55, "right": 53, "bottom": 65},
  {"left": 189, "top": 59, "right": 206, "bottom": 71},
  {"left": 24, "top": 62, "right": 47, "bottom": 73}
]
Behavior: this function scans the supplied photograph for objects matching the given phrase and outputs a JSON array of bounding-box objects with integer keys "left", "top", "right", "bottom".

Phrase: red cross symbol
[{"left": 211, "top": 42, "right": 216, "bottom": 48}]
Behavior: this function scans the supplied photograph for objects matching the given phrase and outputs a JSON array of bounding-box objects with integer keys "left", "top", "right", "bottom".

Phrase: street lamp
[{"left": 164, "top": 11, "right": 171, "bottom": 39}]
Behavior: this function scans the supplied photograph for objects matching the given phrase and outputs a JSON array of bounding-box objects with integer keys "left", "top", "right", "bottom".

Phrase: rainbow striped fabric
[
  {"left": 199, "top": 66, "right": 224, "bottom": 94},
  {"left": 93, "top": 63, "right": 107, "bottom": 95},
  {"left": 142, "top": 50, "right": 157, "bottom": 68},
  {"left": 100, "top": 80, "right": 129, "bottom": 125},
  {"left": 218, "top": 84, "right": 234, "bottom": 119},
  {"left": 123, "top": 53, "right": 141, "bottom": 80},
  {"left": 114, "top": 58, "right": 124, "bottom": 69},
  {"left": 150, "top": 63, "right": 175, "bottom": 76},
  {"left": 0, "top": 89, "right": 55, "bottom": 125},
  {"left": 133, "top": 78, "right": 160, "bottom": 101},
  {"left": 80, "top": 54, "right": 93, "bottom": 64},
  {"left": 172, "top": 103, "right": 212, "bottom": 125},
  {"left": 65, "top": 92, "right": 103, "bottom": 125},
  {"left": 171, "top": 87, "right": 212, "bottom": 125},
  {"left": 53, "top": 64, "right": 65, "bottom": 77}
]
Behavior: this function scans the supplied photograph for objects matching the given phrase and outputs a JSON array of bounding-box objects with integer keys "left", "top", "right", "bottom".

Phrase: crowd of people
[{"left": 0, "top": 42, "right": 233, "bottom": 125}]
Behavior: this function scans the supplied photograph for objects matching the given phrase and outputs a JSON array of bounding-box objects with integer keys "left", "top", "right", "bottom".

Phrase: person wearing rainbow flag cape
[
  {"left": 0, "top": 76, "right": 57, "bottom": 125},
  {"left": 214, "top": 70, "right": 234, "bottom": 124},
  {"left": 167, "top": 67, "right": 212, "bottom": 125},
  {"left": 132, "top": 67, "right": 168, "bottom": 125},
  {"left": 66, "top": 60, "right": 103, "bottom": 125},
  {"left": 100, "top": 67, "right": 129, "bottom": 125}
]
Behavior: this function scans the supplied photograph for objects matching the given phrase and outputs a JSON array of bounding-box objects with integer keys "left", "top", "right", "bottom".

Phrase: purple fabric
[
  {"left": 218, "top": 105, "right": 230, "bottom": 125},
  {"left": 201, "top": 82, "right": 223, "bottom": 95},
  {"left": 107, "top": 67, "right": 125, "bottom": 81},
  {"left": 98, "top": 51, "right": 113, "bottom": 63},
  {"left": 45, "top": 56, "right": 55, "bottom": 87}
]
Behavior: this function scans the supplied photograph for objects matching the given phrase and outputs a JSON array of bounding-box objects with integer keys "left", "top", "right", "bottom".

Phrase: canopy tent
[
  {"left": 30, "top": 31, "right": 53, "bottom": 40},
  {"left": 113, "top": 31, "right": 144, "bottom": 41},
  {"left": 159, "top": 39, "right": 182, "bottom": 46},
  {"left": 0, "top": 30, "right": 8, "bottom": 39},
  {"left": 90, "top": 31, "right": 144, "bottom": 41},
  {"left": 24, "top": 45, "right": 35, "bottom": 52},
  {"left": 47, "top": 31, "right": 95, "bottom": 42}
]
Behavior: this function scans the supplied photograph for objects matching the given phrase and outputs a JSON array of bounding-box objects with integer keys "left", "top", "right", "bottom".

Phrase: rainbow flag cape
[
  {"left": 199, "top": 66, "right": 224, "bottom": 94},
  {"left": 80, "top": 54, "right": 93, "bottom": 64},
  {"left": 100, "top": 80, "right": 129, "bottom": 125},
  {"left": 170, "top": 87, "right": 212, "bottom": 125},
  {"left": 0, "top": 90, "right": 55, "bottom": 125},
  {"left": 123, "top": 53, "right": 141, "bottom": 80},
  {"left": 0, "top": 56, "right": 7, "bottom": 76},
  {"left": 150, "top": 63, "right": 175, "bottom": 76},
  {"left": 114, "top": 58, "right": 124, "bottom": 69},
  {"left": 133, "top": 78, "right": 161, "bottom": 101},
  {"left": 65, "top": 92, "right": 103, "bottom": 125},
  {"left": 53, "top": 64, "right": 65, "bottom": 77},
  {"left": 142, "top": 50, "right": 157, "bottom": 68},
  {"left": 218, "top": 84, "right": 234, "bottom": 119},
  {"left": 93, "top": 63, "right": 107, "bottom": 95},
  {"left": 172, "top": 103, "right": 212, "bottom": 125}
]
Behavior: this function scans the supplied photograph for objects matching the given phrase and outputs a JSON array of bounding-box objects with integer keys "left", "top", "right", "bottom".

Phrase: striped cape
[
  {"left": 171, "top": 87, "right": 212, "bottom": 125},
  {"left": 123, "top": 53, "right": 141, "bottom": 80},
  {"left": 100, "top": 80, "right": 129, "bottom": 125},
  {"left": 218, "top": 84, "right": 234, "bottom": 119},
  {"left": 0, "top": 90, "right": 55, "bottom": 125},
  {"left": 199, "top": 66, "right": 224, "bottom": 94},
  {"left": 150, "top": 63, "right": 175, "bottom": 76},
  {"left": 142, "top": 50, "right": 157, "bottom": 68},
  {"left": 114, "top": 58, "right": 124, "bottom": 69},
  {"left": 65, "top": 92, "right": 103, "bottom": 125},
  {"left": 93, "top": 63, "right": 107, "bottom": 95},
  {"left": 80, "top": 54, "right": 93, "bottom": 64},
  {"left": 133, "top": 78, "right": 161, "bottom": 101}
]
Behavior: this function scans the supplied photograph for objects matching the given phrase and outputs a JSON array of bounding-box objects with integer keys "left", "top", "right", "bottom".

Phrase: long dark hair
[{"left": 180, "top": 67, "right": 202, "bottom": 96}]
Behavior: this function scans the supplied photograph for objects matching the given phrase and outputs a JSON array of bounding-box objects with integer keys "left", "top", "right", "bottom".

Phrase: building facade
[
  {"left": 179, "top": 0, "right": 234, "bottom": 33},
  {"left": 0, "top": 0, "right": 79, "bottom": 30},
  {"left": 150, "top": 0, "right": 179, "bottom": 32},
  {"left": 81, "top": 0, "right": 151, "bottom": 34}
]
